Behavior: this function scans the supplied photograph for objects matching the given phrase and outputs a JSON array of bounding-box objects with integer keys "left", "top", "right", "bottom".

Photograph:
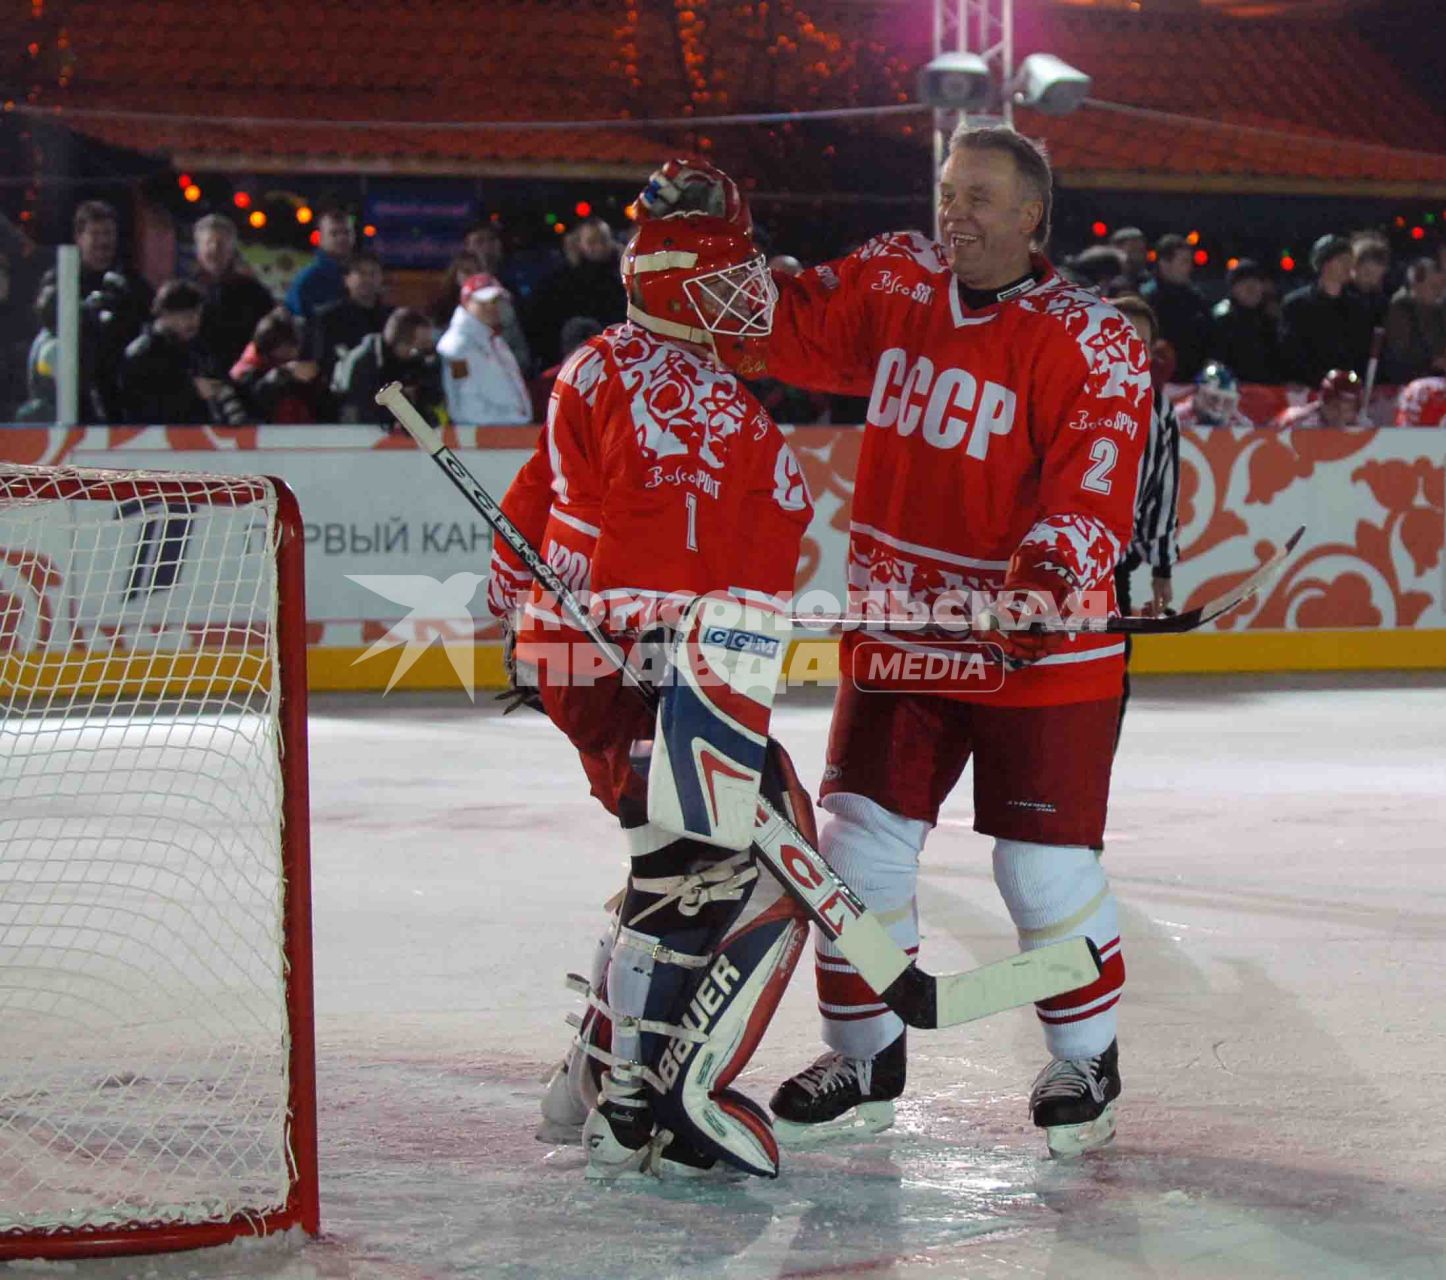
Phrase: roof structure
[{"left": 13, "top": 0, "right": 1446, "bottom": 196}]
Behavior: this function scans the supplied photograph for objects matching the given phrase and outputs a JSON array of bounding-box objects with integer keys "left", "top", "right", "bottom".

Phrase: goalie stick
[
  {"left": 789, "top": 526, "right": 1306, "bottom": 638},
  {"left": 373, "top": 383, "right": 1100, "bottom": 1030}
]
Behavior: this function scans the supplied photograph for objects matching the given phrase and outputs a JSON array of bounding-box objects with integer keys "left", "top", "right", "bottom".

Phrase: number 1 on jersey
[{"left": 685, "top": 491, "right": 699, "bottom": 552}]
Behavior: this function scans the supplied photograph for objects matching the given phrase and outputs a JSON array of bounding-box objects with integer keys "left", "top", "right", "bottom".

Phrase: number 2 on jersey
[
  {"left": 1082, "top": 437, "right": 1118, "bottom": 495},
  {"left": 685, "top": 491, "right": 699, "bottom": 552}
]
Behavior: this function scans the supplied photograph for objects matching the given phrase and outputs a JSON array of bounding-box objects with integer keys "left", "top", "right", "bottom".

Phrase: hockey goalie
[{"left": 485, "top": 163, "right": 817, "bottom": 1180}]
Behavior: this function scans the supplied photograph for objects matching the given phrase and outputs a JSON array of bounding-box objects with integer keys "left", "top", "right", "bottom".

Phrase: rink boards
[{"left": 2, "top": 421, "right": 1443, "bottom": 691}]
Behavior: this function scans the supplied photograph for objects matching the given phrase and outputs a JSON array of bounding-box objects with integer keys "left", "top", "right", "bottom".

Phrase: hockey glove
[{"left": 496, "top": 618, "right": 545, "bottom": 715}]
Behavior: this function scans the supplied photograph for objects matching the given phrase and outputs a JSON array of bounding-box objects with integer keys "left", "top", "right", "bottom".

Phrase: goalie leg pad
[
  {"left": 650, "top": 867, "right": 807, "bottom": 1177},
  {"left": 648, "top": 595, "right": 790, "bottom": 850}
]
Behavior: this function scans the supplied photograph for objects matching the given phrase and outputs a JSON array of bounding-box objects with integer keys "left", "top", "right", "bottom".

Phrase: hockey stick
[
  {"left": 1360, "top": 325, "right": 1386, "bottom": 426},
  {"left": 374, "top": 384, "right": 1100, "bottom": 1030},
  {"left": 788, "top": 525, "right": 1305, "bottom": 637}
]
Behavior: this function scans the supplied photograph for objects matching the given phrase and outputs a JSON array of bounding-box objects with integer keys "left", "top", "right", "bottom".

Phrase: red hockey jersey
[
  {"left": 743, "top": 232, "right": 1152, "bottom": 707},
  {"left": 488, "top": 323, "right": 813, "bottom": 650}
]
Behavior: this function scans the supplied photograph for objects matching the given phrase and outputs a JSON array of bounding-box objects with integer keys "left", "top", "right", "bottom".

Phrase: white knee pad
[
  {"left": 992, "top": 839, "right": 1123, "bottom": 1059},
  {"left": 816, "top": 792, "right": 929, "bottom": 1058}
]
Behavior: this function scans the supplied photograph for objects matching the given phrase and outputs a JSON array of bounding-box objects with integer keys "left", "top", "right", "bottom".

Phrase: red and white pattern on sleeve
[
  {"left": 1009, "top": 513, "right": 1123, "bottom": 599},
  {"left": 486, "top": 343, "right": 609, "bottom": 621}
]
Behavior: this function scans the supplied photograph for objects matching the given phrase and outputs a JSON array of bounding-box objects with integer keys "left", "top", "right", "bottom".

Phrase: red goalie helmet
[
  {"left": 1318, "top": 368, "right": 1362, "bottom": 404},
  {"left": 621, "top": 213, "right": 777, "bottom": 346}
]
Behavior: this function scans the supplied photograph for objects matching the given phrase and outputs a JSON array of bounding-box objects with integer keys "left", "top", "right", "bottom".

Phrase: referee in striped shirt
[{"left": 1110, "top": 294, "right": 1181, "bottom": 737}]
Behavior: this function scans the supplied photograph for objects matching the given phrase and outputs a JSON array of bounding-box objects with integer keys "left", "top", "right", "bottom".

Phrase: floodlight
[
  {"left": 918, "top": 52, "right": 993, "bottom": 112},
  {"left": 1010, "top": 53, "right": 1092, "bottom": 116}
]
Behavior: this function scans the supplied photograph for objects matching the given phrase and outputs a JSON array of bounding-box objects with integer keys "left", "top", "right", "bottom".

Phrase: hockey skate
[
  {"left": 768, "top": 1032, "right": 906, "bottom": 1146},
  {"left": 1030, "top": 1039, "right": 1121, "bottom": 1158},
  {"left": 582, "top": 1073, "right": 723, "bottom": 1181}
]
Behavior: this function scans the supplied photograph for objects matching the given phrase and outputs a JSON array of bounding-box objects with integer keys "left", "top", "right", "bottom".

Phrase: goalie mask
[
  {"left": 622, "top": 214, "right": 778, "bottom": 348},
  {"left": 1193, "top": 361, "right": 1241, "bottom": 425}
]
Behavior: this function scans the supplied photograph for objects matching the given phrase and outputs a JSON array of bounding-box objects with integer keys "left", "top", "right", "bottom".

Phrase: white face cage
[
  {"left": 1196, "top": 385, "right": 1240, "bottom": 423},
  {"left": 682, "top": 255, "right": 778, "bottom": 337}
]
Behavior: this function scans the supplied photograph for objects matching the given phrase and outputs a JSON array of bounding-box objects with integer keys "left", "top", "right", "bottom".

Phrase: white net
[{"left": 0, "top": 465, "right": 301, "bottom": 1243}]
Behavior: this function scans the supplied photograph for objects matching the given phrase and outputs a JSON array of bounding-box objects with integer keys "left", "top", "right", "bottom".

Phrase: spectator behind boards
[
  {"left": 524, "top": 217, "right": 627, "bottom": 366},
  {"left": 1208, "top": 259, "right": 1281, "bottom": 384},
  {"left": 437, "top": 274, "right": 532, "bottom": 425},
  {"left": 1381, "top": 257, "right": 1446, "bottom": 384},
  {"left": 1278, "top": 235, "right": 1367, "bottom": 385},
  {"left": 190, "top": 213, "right": 275, "bottom": 374},
  {"left": 117, "top": 280, "right": 235, "bottom": 425},
  {"left": 230, "top": 308, "right": 333, "bottom": 424},
  {"left": 1141, "top": 234, "right": 1211, "bottom": 381},
  {"left": 334, "top": 306, "right": 443, "bottom": 427},
  {"left": 284, "top": 208, "right": 356, "bottom": 320},
  {"left": 308, "top": 250, "right": 389, "bottom": 380}
]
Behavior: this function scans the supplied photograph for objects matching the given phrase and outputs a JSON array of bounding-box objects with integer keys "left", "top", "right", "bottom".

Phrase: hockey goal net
[{"left": 0, "top": 464, "right": 317, "bottom": 1259}]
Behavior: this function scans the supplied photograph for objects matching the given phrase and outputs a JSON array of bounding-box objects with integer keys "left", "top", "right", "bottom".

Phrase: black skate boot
[
  {"left": 768, "top": 1032, "right": 906, "bottom": 1145},
  {"left": 583, "top": 1071, "right": 725, "bottom": 1180},
  {"left": 583, "top": 1072, "right": 655, "bottom": 1180},
  {"left": 1029, "top": 1038, "right": 1121, "bottom": 1158}
]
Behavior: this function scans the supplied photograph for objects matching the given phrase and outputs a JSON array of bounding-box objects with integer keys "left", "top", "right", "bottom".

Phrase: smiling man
[{"left": 646, "top": 126, "right": 1152, "bottom": 1157}]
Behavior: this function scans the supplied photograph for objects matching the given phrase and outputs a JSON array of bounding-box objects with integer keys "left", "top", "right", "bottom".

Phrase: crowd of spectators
[
  {"left": 6, "top": 196, "right": 1446, "bottom": 429},
  {"left": 7, "top": 199, "right": 635, "bottom": 430},
  {"left": 1056, "top": 224, "right": 1446, "bottom": 426}
]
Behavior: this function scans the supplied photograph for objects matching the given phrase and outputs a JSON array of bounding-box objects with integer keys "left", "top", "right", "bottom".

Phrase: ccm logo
[
  {"left": 702, "top": 625, "right": 779, "bottom": 658},
  {"left": 781, "top": 843, "right": 824, "bottom": 891},
  {"left": 779, "top": 846, "right": 864, "bottom": 931},
  {"left": 866, "top": 348, "right": 1016, "bottom": 459}
]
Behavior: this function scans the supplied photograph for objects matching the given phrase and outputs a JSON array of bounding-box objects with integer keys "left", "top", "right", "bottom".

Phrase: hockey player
[
  {"left": 486, "top": 177, "right": 817, "bottom": 1181},
  {"left": 644, "top": 128, "right": 1151, "bottom": 1157},
  {"left": 1395, "top": 374, "right": 1446, "bottom": 426},
  {"left": 1175, "top": 361, "right": 1255, "bottom": 430},
  {"left": 1270, "top": 369, "right": 1364, "bottom": 429}
]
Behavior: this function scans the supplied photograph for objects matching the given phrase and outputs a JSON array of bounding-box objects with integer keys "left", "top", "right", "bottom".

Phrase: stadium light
[
  {"left": 918, "top": 51, "right": 993, "bottom": 113},
  {"left": 1009, "top": 53, "right": 1092, "bottom": 116}
]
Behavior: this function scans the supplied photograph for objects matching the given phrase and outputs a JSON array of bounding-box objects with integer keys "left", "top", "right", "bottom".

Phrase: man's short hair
[
  {"left": 343, "top": 249, "right": 383, "bottom": 276},
  {"left": 1310, "top": 233, "right": 1353, "bottom": 274},
  {"left": 947, "top": 123, "right": 1054, "bottom": 247},
  {"left": 1067, "top": 245, "right": 1126, "bottom": 289},
  {"left": 464, "top": 221, "right": 500, "bottom": 241},
  {"left": 317, "top": 206, "right": 352, "bottom": 226},
  {"left": 1110, "top": 293, "right": 1159, "bottom": 346},
  {"left": 194, "top": 213, "right": 237, "bottom": 240},
  {"left": 152, "top": 279, "right": 205, "bottom": 316},
  {"left": 1154, "top": 233, "right": 1190, "bottom": 262},
  {"left": 1227, "top": 257, "right": 1267, "bottom": 286},
  {"left": 1407, "top": 256, "right": 1441, "bottom": 285},
  {"left": 252, "top": 307, "right": 301, "bottom": 358},
  {"left": 73, "top": 200, "right": 118, "bottom": 238},
  {"left": 382, "top": 306, "right": 430, "bottom": 349},
  {"left": 1353, "top": 240, "right": 1390, "bottom": 269},
  {"left": 1109, "top": 226, "right": 1146, "bottom": 246}
]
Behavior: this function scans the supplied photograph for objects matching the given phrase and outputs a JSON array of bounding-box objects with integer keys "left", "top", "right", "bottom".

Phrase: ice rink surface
[{"left": 15, "top": 674, "right": 1446, "bottom": 1280}]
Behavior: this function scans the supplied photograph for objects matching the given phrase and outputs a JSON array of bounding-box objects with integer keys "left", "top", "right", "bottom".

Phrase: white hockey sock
[
  {"left": 992, "top": 839, "right": 1125, "bottom": 1060},
  {"left": 816, "top": 792, "right": 928, "bottom": 1059}
]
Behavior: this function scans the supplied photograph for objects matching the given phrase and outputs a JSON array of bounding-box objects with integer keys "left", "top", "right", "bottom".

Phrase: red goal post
[{"left": 0, "top": 465, "right": 318, "bottom": 1259}]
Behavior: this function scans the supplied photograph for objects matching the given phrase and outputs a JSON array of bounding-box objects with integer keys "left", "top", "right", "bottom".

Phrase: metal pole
[
  {"left": 1002, "top": 0, "right": 1015, "bottom": 127},
  {"left": 55, "top": 244, "right": 80, "bottom": 427}
]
